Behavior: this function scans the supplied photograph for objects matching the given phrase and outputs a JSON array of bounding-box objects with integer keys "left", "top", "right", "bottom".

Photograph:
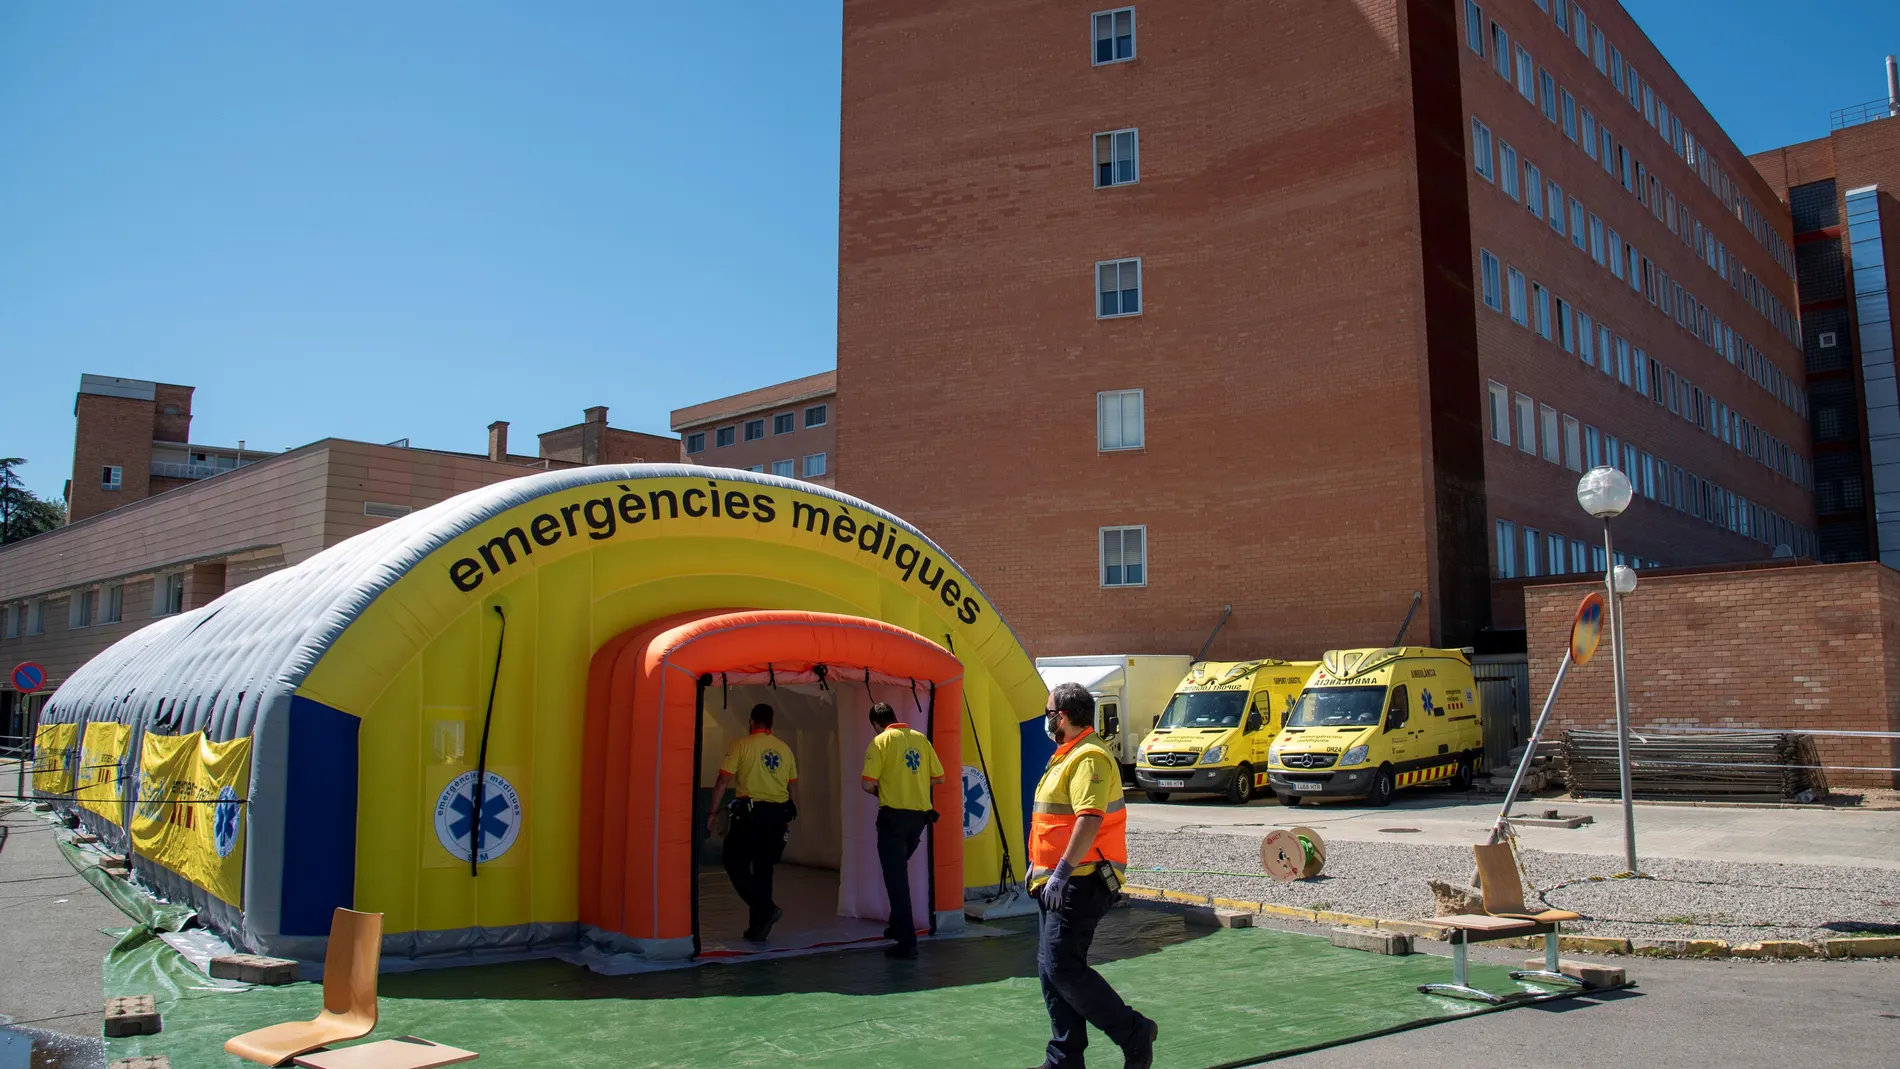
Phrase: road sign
[
  {"left": 1569, "top": 593, "right": 1606, "bottom": 666},
  {"left": 10, "top": 662, "right": 46, "bottom": 693}
]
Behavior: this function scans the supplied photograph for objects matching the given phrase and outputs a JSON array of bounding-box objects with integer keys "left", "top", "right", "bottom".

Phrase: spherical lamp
[{"left": 1577, "top": 466, "right": 1634, "bottom": 519}]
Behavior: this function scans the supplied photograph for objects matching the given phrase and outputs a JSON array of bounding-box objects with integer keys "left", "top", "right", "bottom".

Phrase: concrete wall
[{"left": 1525, "top": 562, "right": 1900, "bottom": 788}]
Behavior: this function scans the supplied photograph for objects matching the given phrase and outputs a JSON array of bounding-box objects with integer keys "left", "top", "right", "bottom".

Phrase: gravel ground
[{"left": 1127, "top": 830, "right": 1900, "bottom": 945}]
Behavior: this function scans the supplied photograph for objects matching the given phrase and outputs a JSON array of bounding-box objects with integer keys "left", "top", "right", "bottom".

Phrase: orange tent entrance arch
[{"left": 579, "top": 610, "right": 965, "bottom": 959}]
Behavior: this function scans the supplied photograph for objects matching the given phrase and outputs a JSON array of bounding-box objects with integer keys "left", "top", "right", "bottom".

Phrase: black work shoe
[
  {"left": 884, "top": 943, "right": 918, "bottom": 960},
  {"left": 1122, "top": 1018, "right": 1159, "bottom": 1069},
  {"left": 741, "top": 927, "right": 760, "bottom": 942},
  {"left": 754, "top": 906, "right": 783, "bottom": 942}
]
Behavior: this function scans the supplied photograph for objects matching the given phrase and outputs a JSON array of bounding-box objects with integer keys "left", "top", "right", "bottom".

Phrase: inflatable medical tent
[{"left": 36, "top": 466, "right": 1048, "bottom": 963}]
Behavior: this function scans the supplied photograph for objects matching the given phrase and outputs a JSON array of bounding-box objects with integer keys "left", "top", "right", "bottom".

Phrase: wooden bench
[{"left": 1417, "top": 842, "right": 1585, "bottom": 1004}]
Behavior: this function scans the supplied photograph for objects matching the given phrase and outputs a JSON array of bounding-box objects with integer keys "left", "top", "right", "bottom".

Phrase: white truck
[{"left": 1035, "top": 654, "right": 1193, "bottom": 778}]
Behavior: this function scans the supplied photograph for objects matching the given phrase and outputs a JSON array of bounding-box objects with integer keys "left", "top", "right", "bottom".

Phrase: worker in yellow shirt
[
  {"left": 1026, "top": 682, "right": 1155, "bottom": 1069},
  {"left": 706, "top": 703, "right": 798, "bottom": 942},
  {"left": 860, "top": 701, "right": 943, "bottom": 959}
]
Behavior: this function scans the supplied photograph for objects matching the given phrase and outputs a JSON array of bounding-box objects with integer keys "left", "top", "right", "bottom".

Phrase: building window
[
  {"left": 1472, "top": 119, "right": 1495, "bottom": 182},
  {"left": 154, "top": 573, "right": 185, "bottom": 617},
  {"left": 773, "top": 412, "right": 795, "bottom": 435},
  {"left": 1589, "top": 214, "right": 1605, "bottom": 263},
  {"left": 1593, "top": 27, "right": 1607, "bottom": 72},
  {"left": 1563, "top": 415, "right": 1582, "bottom": 471},
  {"left": 1584, "top": 425, "right": 1601, "bottom": 468},
  {"left": 1524, "top": 161, "right": 1542, "bottom": 217},
  {"left": 1597, "top": 323, "right": 1612, "bottom": 375},
  {"left": 1479, "top": 249, "right": 1502, "bottom": 311},
  {"left": 1616, "top": 336, "right": 1631, "bottom": 385},
  {"left": 1101, "top": 526, "right": 1147, "bottom": 587},
  {"left": 1488, "top": 381, "right": 1512, "bottom": 446},
  {"left": 1534, "top": 283, "right": 1552, "bottom": 339},
  {"left": 1539, "top": 69, "right": 1557, "bottom": 122},
  {"left": 1523, "top": 527, "right": 1542, "bottom": 577},
  {"left": 69, "top": 589, "right": 93, "bottom": 629},
  {"left": 1547, "top": 532, "right": 1568, "bottom": 575},
  {"left": 1591, "top": 544, "right": 1608, "bottom": 572},
  {"left": 1601, "top": 127, "right": 1615, "bottom": 175},
  {"left": 1640, "top": 452, "right": 1656, "bottom": 498},
  {"left": 1561, "top": 88, "right": 1578, "bottom": 140},
  {"left": 1608, "top": 229, "right": 1624, "bottom": 278},
  {"left": 1, "top": 604, "right": 16, "bottom": 639},
  {"left": 102, "top": 465, "right": 123, "bottom": 491},
  {"left": 1582, "top": 109, "right": 1597, "bottom": 158},
  {"left": 1507, "top": 267, "right": 1528, "bottom": 325},
  {"left": 1516, "top": 46, "right": 1535, "bottom": 101},
  {"left": 1555, "top": 297, "right": 1573, "bottom": 351},
  {"left": 1098, "top": 389, "right": 1145, "bottom": 451},
  {"left": 1490, "top": 23, "right": 1510, "bottom": 79},
  {"left": 804, "top": 404, "right": 828, "bottom": 428},
  {"left": 1092, "top": 7, "right": 1135, "bottom": 64},
  {"left": 685, "top": 432, "right": 706, "bottom": 453},
  {"left": 27, "top": 599, "right": 45, "bottom": 635},
  {"left": 1577, "top": 309, "right": 1594, "bottom": 365},
  {"left": 101, "top": 584, "right": 123, "bottom": 624},
  {"left": 771, "top": 459, "right": 795, "bottom": 477},
  {"left": 715, "top": 426, "right": 736, "bottom": 448},
  {"left": 1464, "top": 1, "right": 1484, "bottom": 54},
  {"left": 1094, "top": 128, "right": 1138, "bottom": 187},
  {"left": 1514, "top": 394, "right": 1536, "bottom": 455},
  {"left": 745, "top": 464, "right": 765, "bottom": 473},
  {"left": 1097, "top": 258, "right": 1141, "bottom": 317},
  {"left": 802, "top": 453, "right": 828, "bottom": 478},
  {"left": 744, "top": 419, "right": 766, "bottom": 442},
  {"left": 1495, "top": 520, "right": 1517, "bottom": 578},
  {"left": 1553, "top": 0, "right": 1568, "bottom": 32},
  {"left": 1569, "top": 198, "right": 1586, "bottom": 250},
  {"left": 1547, "top": 180, "right": 1564, "bottom": 234},
  {"left": 1540, "top": 404, "right": 1560, "bottom": 463},
  {"left": 1499, "top": 143, "right": 1519, "bottom": 199}
]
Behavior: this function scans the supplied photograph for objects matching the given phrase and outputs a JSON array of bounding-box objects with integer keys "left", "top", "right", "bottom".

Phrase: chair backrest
[
  {"left": 320, "top": 908, "right": 384, "bottom": 1021},
  {"left": 1473, "top": 841, "right": 1528, "bottom": 916}
]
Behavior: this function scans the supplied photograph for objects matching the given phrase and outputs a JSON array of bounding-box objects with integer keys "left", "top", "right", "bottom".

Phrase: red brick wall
[
  {"left": 838, "top": 0, "right": 1457, "bottom": 659},
  {"left": 1525, "top": 563, "right": 1900, "bottom": 788},
  {"left": 68, "top": 394, "right": 155, "bottom": 523}
]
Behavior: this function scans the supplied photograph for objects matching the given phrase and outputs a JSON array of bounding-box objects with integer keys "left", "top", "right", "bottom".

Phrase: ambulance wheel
[
  {"left": 1277, "top": 793, "right": 1302, "bottom": 807},
  {"left": 1450, "top": 756, "right": 1474, "bottom": 790},
  {"left": 1145, "top": 791, "right": 1172, "bottom": 803},
  {"left": 1225, "top": 765, "right": 1254, "bottom": 805},
  {"left": 1366, "top": 768, "right": 1396, "bottom": 808}
]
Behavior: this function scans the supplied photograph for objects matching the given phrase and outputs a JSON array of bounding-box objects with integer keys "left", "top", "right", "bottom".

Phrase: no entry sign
[{"left": 11, "top": 662, "right": 46, "bottom": 693}]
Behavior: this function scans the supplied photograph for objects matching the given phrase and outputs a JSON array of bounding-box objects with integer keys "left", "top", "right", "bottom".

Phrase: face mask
[{"left": 1044, "top": 712, "right": 1061, "bottom": 740}]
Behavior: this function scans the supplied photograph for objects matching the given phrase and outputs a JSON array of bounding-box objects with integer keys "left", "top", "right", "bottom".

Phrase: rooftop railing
[{"left": 1830, "top": 97, "right": 1898, "bottom": 132}]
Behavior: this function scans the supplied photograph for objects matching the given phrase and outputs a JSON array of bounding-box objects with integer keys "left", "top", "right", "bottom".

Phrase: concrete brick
[
  {"left": 209, "top": 953, "right": 301, "bottom": 985},
  {"left": 1559, "top": 935, "right": 1633, "bottom": 955},
  {"left": 1634, "top": 938, "right": 1730, "bottom": 958},
  {"left": 1331, "top": 927, "right": 1413, "bottom": 955},
  {"left": 1182, "top": 907, "right": 1255, "bottom": 929},
  {"left": 1823, "top": 936, "right": 1900, "bottom": 959},
  {"left": 1522, "top": 956, "right": 1627, "bottom": 988},
  {"left": 102, "top": 995, "right": 160, "bottom": 1037},
  {"left": 72, "top": 832, "right": 100, "bottom": 845},
  {"left": 1731, "top": 940, "right": 1819, "bottom": 959},
  {"left": 110, "top": 1058, "right": 171, "bottom": 1069}
]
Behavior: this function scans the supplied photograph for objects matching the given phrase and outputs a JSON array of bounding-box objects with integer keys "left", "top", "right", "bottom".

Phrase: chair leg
[
  {"left": 1510, "top": 930, "right": 1584, "bottom": 988},
  {"left": 1419, "top": 936, "right": 1508, "bottom": 1005}
]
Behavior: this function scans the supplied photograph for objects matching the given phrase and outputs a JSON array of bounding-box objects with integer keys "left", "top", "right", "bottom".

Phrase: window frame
[
  {"left": 801, "top": 452, "right": 828, "bottom": 478},
  {"left": 101, "top": 583, "right": 123, "bottom": 624},
  {"left": 714, "top": 426, "right": 736, "bottom": 448},
  {"left": 1562, "top": 414, "right": 1582, "bottom": 471},
  {"left": 1093, "top": 127, "right": 1140, "bottom": 188},
  {"left": 1488, "top": 381, "right": 1512, "bottom": 446},
  {"left": 1098, "top": 388, "right": 1146, "bottom": 452},
  {"left": 772, "top": 412, "right": 795, "bottom": 435},
  {"left": 1091, "top": 7, "right": 1136, "bottom": 65},
  {"left": 1540, "top": 404, "right": 1560, "bottom": 463},
  {"left": 744, "top": 418, "right": 766, "bottom": 442},
  {"left": 102, "top": 465, "right": 123, "bottom": 491},
  {"left": 771, "top": 458, "right": 795, "bottom": 478},
  {"left": 1100, "top": 525, "right": 1148, "bottom": 588},
  {"left": 1514, "top": 394, "right": 1537, "bottom": 456},
  {"left": 1096, "top": 257, "right": 1143, "bottom": 318},
  {"left": 684, "top": 432, "right": 706, "bottom": 454},
  {"left": 1480, "top": 249, "right": 1502, "bottom": 311},
  {"left": 804, "top": 404, "right": 828, "bottom": 428}
]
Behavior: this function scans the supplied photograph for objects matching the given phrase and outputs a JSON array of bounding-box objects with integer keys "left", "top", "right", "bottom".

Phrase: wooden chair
[
  {"left": 1418, "top": 841, "right": 1583, "bottom": 1004},
  {"left": 226, "top": 909, "right": 383, "bottom": 1066}
]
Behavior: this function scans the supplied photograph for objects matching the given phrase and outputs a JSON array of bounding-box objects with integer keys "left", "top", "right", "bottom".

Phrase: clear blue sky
[{"left": 2, "top": 2, "right": 1896, "bottom": 501}]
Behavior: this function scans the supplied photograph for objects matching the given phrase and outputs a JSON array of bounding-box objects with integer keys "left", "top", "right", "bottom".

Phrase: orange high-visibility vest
[{"left": 1027, "top": 728, "right": 1128, "bottom": 890}]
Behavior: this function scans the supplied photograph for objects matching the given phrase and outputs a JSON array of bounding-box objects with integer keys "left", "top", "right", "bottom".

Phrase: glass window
[
  {"left": 1598, "top": 324, "right": 1612, "bottom": 375},
  {"left": 1101, "top": 526, "right": 1147, "bottom": 587},
  {"left": 1589, "top": 214, "right": 1605, "bottom": 263},
  {"left": 804, "top": 404, "right": 828, "bottom": 428},
  {"left": 1562, "top": 88, "right": 1578, "bottom": 140},
  {"left": 154, "top": 574, "right": 185, "bottom": 617},
  {"left": 1098, "top": 389, "right": 1145, "bottom": 450},
  {"left": 1472, "top": 119, "right": 1495, "bottom": 182},
  {"left": 69, "top": 589, "right": 93, "bottom": 629},
  {"left": 1094, "top": 128, "right": 1138, "bottom": 187},
  {"left": 715, "top": 426, "right": 736, "bottom": 448},
  {"left": 102, "top": 465, "right": 122, "bottom": 490},
  {"left": 1556, "top": 297, "right": 1572, "bottom": 351},
  {"left": 1523, "top": 527, "right": 1542, "bottom": 577},
  {"left": 1507, "top": 267, "right": 1528, "bottom": 325},
  {"left": 1524, "top": 161, "right": 1543, "bottom": 216},
  {"left": 1584, "top": 424, "right": 1601, "bottom": 467},
  {"left": 27, "top": 600, "right": 45, "bottom": 635},
  {"left": 1491, "top": 23, "right": 1510, "bottom": 79},
  {"left": 1480, "top": 249, "right": 1502, "bottom": 310},
  {"left": 1092, "top": 8, "right": 1135, "bottom": 64},
  {"left": 744, "top": 418, "right": 765, "bottom": 442},
  {"left": 1570, "top": 198, "right": 1586, "bottom": 250},
  {"left": 1547, "top": 532, "right": 1568, "bottom": 574},
  {"left": 1496, "top": 520, "right": 1518, "bottom": 578},
  {"left": 773, "top": 412, "right": 795, "bottom": 435},
  {"left": 1577, "top": 310, "right": 1594, "bottom": 365},
  {"left": 1488, "top": 381, "right": 1512, "bottom": 445},
  {"left": 1465, "top": 1, "right": 1484, "bottom": 54},
  {"left": 1592, "top": 27, "right": 1606, "bottom": 71},
  {"left": 802, "top": 452, "right": 828, "bottom": 478},
  {"left": 684, "top": 432, "right": 706, "bottom": 453},
  {"left": 1572, "top": 539, "right": 1589, "bottom": 573},
  {"left": 1540, "top": 69, "right": 1558, "bottom": 122},
  {"left": 1097, "top": 258, "right": 1141, "bottom": 317},
  {"left": 1499, "top": 142, "right": 1519, "bottom": 199},
  {"left": 1547, "top": 180, "right": 1564, "bottom": 233},
  {"left": 771, "top": 459, "right": 795, "bottom": 477},
  {"left": 1562, "top": 415, "right": 1581, "bottom": 470},
  {"left": 1609, "top": 45, "right": 1623, "bottom": 90},
  {"left": 1540, "top": 404, "right": 1560, "bottom": 462},
  {"left": 1582, "top": 109, "right": 1597, "bottom": 157},
  {"left": 1514, "top": 395, "right": 1536, "bottom": 455},
  {"left": 1516, "top": 46, "right": 1535, "bottom": 101},
  {"left": 1534, "top": 283, "right": 1552, "bottom": 338},
  {"left": 1617, "top": 337, "right": 1632, "bottom": 386},
  {"left": 102, "top": 584, "right": 123, "bottom": 624}
]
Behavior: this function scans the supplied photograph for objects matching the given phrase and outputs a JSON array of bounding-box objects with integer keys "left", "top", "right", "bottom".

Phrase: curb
[{"left": 1121, "top": 884, "right": 1899, "bottom": 961}]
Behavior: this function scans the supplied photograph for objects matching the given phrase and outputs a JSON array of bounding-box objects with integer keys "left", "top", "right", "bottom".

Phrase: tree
[{"left": 0, "top": 458, "right": 65, "bottom": 545}]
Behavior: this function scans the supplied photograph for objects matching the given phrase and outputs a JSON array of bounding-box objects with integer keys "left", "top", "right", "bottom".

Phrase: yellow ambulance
[
  {"left": 1265, "top": 647, "right": 1484, "bottom": 807},
  {"left": 1133, "top": 659, "right": 1319, "bottom": 804}
]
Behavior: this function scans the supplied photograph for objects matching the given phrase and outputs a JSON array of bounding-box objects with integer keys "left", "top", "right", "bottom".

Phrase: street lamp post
[{"left": 1577, "top": 466, "right": 1641, "bottom": 876}]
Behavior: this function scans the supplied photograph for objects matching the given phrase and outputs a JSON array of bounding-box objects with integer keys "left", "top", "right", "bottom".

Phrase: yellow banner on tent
[
  {"left": 32, "top": 722, "right": 79, "bottom": 796},
  {"left": 76, "top": 722, "right": 131, "bottom": 825},
  {"left": 131, "top": 731, "right": 252, "bottom": 907}
]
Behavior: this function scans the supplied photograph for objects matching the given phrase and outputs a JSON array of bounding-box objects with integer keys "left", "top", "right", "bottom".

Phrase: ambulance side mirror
[
  {"left": 1101, "top": 703, "right": 1120, "bottom": 737},
  {"left": 1244, "top": 709, "right": 1263, "bottom": 734}
]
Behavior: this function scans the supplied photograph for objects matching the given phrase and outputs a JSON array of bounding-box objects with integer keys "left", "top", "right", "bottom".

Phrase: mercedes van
[
  {"left": 1133, "top": 659, "right": 1319, "bottom": 804},
  {"left": 1265, "top": 647, "right": 1484, "bottom": 807}
]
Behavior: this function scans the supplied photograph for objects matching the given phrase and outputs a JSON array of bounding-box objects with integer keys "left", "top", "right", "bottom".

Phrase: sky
[{"left": 2, "top": 2, "right": 1898, "bottom": 502}]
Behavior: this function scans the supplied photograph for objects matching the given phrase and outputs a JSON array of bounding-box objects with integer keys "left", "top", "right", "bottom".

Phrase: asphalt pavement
[{"left": 0, "top": 800, "right": 120, "bottom": 1048}]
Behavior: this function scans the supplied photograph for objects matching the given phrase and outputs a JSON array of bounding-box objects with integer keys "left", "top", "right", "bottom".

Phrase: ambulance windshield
[
  {"left": 1156, "top": 691, "right": 1248, "bottom": 729},
  {"left": 1288, "top": 686, "right": 1386, "bottom": 727}
]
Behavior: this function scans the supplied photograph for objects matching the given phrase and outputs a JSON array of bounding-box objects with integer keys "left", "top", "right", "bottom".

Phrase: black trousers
[
  {"left": 1038, "top": 872, "right": 1150, "bottom": 1068},
  {"left": 722, "top": 801, "right": 790, "bottom": 934},
  {"left": 875, "top": 806, "right": 932, "bottom": 948}
]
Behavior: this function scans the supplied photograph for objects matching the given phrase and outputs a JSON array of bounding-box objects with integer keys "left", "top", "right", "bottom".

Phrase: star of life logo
[{"left": 434, "top": 770, "right": 522, "bottom": 864}]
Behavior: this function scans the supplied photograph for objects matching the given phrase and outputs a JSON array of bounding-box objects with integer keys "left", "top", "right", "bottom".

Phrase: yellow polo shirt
[
  {"left": 861, "top": 724, "right": 944, "bottom": 811},
  {"left": 719, "top": 729, "right": 797, "bottom": 803}
]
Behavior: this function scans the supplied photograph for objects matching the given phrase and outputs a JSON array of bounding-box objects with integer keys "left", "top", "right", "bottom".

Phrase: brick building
[
  {"left": 836, "top": 1, "right": 1815, "bottom": 660},
  {"left": 1, "top": 383, "right": 675, "bottom": 738},
  {"left": 1524, "top": 563, "right": 1900, "bottom": 788},
  {"left": 1750, "top": 79, "right": 1900, "bottom": 567},
  {"left": 670, "top": 370, "right": 836, "bottom": 488},
  {"left": 65, "top": 374, "right": 274, "bottom": 524}
]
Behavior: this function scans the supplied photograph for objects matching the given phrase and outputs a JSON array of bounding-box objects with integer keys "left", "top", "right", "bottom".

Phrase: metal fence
[
  {"left": 1472, "top": 654, "right": 1529, "bottom": 773},
  {"left": 1831, "top": 97, "right": 1897, "bottom": 132}
]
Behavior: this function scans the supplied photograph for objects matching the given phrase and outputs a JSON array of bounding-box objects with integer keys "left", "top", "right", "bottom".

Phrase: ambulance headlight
[
  {"left": 1340, "top": 745, "right": 1370, "bottom": 767},
  {"left": 1199, "top": 745, "right": 1228, "bottom": 765},
  {"left": 1267, "top": 742, "right": 1283, "bottom": 765}
]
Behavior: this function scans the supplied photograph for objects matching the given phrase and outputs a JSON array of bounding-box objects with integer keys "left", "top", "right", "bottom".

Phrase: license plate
[
  {"left": 1292, "top": 782, "right": 1322, "bottom": 792},
  {"left": 1155, "top": 778, "right": 1186, "bottom": 789}
]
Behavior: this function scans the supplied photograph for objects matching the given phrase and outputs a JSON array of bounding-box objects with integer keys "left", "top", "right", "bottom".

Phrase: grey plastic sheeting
[{"left": 37, "top": 464, "right": 1034, "bottom": 957}]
